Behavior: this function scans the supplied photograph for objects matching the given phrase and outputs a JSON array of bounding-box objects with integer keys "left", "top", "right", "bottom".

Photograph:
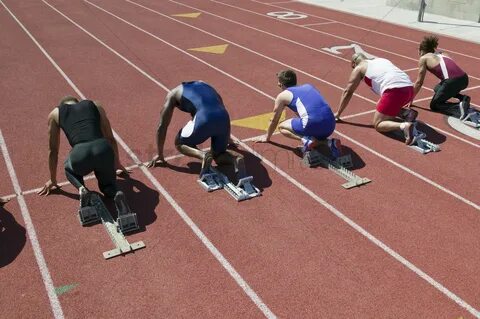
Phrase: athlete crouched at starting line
[
  {"left": 335, "top": 53, "right": 417, "bottom": 144},
  {"left": 38, "top": 97, "right": 131, "bottom": 211},
  {"left": 148, "top": 81, "right": 246, "bottom": 179},
  {"left": 254, "top": 69, "right": 341, "bottom": 157},
  {"left": 413, "top": 35, "right": 473, "bottom": 119}
]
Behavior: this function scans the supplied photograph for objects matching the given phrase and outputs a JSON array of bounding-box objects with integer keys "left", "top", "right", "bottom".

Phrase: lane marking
[
  {"left": 188, "top": 43, "right": 228, "bottom": 54},
  {"left": 171, "top": 12, "right": 200, "bottom": 18},
  {"left": 231, "top": 111, "right": 286, "bottom": 130},
  {"left": 23, "top": 2, "right": 277, "bottom": 317},
  {"left": 0, "top": 2, "right": 67, "bottom": 318},
  {"left": 210, "top": 0, "right": 480, "bottom": 82},
  {"left": 47, "top": 3, "right": 480, "bottom": 315},
  {"left": 255, "top": 0, "right": 480, "bottom": 64},
  {"left": 0, "top": 128, "right": 64, "bottom": 319},
  {"left": 301, "top": 21, "right": 337, "bottom": 27}
]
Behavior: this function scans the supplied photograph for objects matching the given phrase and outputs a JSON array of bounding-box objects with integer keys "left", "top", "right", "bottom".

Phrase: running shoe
[
  {"left": 301, "top": 136, "right": 314, "bottom": 153},
  {"left": 459, "top": 95, "right": 471, "bottom": 120},
  {"left": 200, "top": 151, "right": 213, "bottom": 177},
  {"left": 79, "top": 186, "right": 91, "bottom": 208},
  {"left": 114, "top": 191, "right": 131, "bottom": 217},
  {"left": 328, "top": 138, "right": 342, "bottom": 159}
]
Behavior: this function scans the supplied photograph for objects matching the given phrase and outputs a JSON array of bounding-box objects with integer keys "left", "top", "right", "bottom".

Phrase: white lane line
[
  {"left": 209, "top": 0, "right": 480, "bottom": 82},
  {"left": 22, "top": 2, "right": 277, "bottom": 317},
  {"left": 301, "top": 21, "right": 337, "bottom": 27},
  {"left": 47, "top": 3, "right": 480, "bottom": 315},
  {"left": 0, "top": 2, "right": 66, "bottom": 318},
  {"left": 255, "top": 0, "right": 480, "bottom": 63},
  {"left": 0, "top": 128, "right": 64, "bottom": 317}
]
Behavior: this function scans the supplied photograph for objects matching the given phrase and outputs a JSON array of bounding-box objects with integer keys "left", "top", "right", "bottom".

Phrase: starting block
[
  {"left": 197, "top": 167, "right": 261, "bottom": 201},
  {"left": 79, "top": 192, "right": 145, "bottom": 259},
  {"left": 409, "top": 124, "right": 441, "bottom": 154},
  {"left": 462, "top": 110, "right": 480, "bottom": 128},
  {"left": 78, "top": 205, "right": 100, "bottom": 226},
  {"left": 302, "top": 150, "right": 371, "bottom": 189},
  {"left": 197, "top": 172, "right": 223, "bottom": 192}
]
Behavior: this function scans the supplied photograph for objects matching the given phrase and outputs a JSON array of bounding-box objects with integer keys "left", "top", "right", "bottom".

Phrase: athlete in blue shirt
[
  {"left": 148, "top": 81, "right": 246, "bottom": 178},
  {"left": 256, "top": 70, "right": 341, "bottom": 156}
]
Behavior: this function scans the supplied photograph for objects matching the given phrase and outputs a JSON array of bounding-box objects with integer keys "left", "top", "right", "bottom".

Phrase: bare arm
[
  {"left": 413, "top": 56, "right": 428, "bottom": 98},
  {"left": 155, "top": 89, "right": 177, "bottom": 159},
  {"left": 265, "top": 91, "right": 289, "bottom": 141},
  {"left": 38, "top": 109, "right": 61, "bottom": 196},
  {"left": 336, "top": 65, "right": 364, "bottom": 119},
  {"left": 47, "top": 109, "right": 60, "bottom": 182}
]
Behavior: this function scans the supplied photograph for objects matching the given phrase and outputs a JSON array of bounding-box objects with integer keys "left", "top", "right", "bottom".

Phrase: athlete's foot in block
[
  {"left": 79, "top": 186, "right": 91, "bottom": 208},
  {"left": 114, "top": 191, "right": 131, "bottom": 217},
  {"left": 459, "top": 96, "right": 471, "bottom": 120},
  {"left": 402, "top": 122, "right": 415, "bottom": 145},
  {"left": 199, "top": 151, "right": 213, "bottom": 177},
  {"left": 328, "top": 138, "right": 343, "bottom": 159}
]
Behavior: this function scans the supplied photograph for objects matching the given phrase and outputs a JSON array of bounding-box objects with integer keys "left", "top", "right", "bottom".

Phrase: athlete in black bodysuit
[{"left": 38, "top": 96, "right": 129, "bottom": 200}]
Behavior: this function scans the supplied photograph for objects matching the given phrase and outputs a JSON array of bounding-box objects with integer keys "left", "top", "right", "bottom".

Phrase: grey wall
[{"left": 386, "top": 0, "right": 480, "bottom": 22}]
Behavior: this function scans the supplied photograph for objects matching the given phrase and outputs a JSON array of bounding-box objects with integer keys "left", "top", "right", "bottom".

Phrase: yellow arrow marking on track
[
  {"left": 171, "top": 12, "right": 201, "bottom": 18},
  {"left": 188, "top": 44, "right": 229, "bottom": 54},
  {"left": 231, "top": 111, "right": 286, "bottom": 131}
]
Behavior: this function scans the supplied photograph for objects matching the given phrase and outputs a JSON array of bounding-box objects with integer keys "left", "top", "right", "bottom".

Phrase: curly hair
[
  {"left": 419, "top": 35, "right": 439, "bottom": 53},
  {"left": 277, "top": 69, "right": 297, "bottom": 88}
]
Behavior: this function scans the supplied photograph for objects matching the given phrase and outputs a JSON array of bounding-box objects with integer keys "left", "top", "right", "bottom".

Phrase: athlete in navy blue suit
[{"left": 148, "top": 81, "right": 246, "bottom": 177}]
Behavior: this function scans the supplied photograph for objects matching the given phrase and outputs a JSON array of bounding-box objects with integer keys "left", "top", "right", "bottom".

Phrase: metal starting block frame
[
  {"left": 80, "top": 193, "right": 145, "bottom": 259},
  {"left": 78, "top": 205, "right": 100, "bottom": 226},
  {"left": 409, "top": 126, "right": 441, "bottom": 154},
  {"left": 197, "top": 172, "right": 223, "bottom": 192},
  {"left": 462, "top": 111, "right": 480, "bottom": 128},
  {"left": 197, "top": 167, "right": 261, "bottom": 201},
  {"left": 302, "top": 150, "right": 371, "bottom": 189}
]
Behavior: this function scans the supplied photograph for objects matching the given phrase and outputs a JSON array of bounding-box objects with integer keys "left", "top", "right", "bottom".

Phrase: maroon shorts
[{"left": 377, "top": 86, "right": 414, "bottom": 117}]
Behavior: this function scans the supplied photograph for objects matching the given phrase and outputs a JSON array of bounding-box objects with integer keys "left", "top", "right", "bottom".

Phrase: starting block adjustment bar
[
  {"left": 90, "top": 194, "right": 145, "bottom": 259},
  {"left": 303, "top": 150, "right": 371, "bottom": 189}
]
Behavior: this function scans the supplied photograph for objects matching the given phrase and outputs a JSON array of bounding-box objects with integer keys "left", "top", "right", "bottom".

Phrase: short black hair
[
  {"left": 419, "top": 35, "right": 439, "bottom": 53},
  {"left": 59, "top": 96, "right": 79, "bottom": 105},
  {"left": 277, "top": 69, "right": 297, "bottom": 87}
]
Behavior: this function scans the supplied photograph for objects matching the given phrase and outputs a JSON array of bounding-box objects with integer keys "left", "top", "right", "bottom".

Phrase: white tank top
[{"left": 364, "top": 58, "right": 412, "bottom": 95}]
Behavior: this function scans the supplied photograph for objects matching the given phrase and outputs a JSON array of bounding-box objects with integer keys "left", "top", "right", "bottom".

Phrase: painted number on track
[
  {"left": 322, "top": 43, "right": 377, "bottom": 59},
  {"left": 266, "top": 11, "right": 307, "bottom": 19}
]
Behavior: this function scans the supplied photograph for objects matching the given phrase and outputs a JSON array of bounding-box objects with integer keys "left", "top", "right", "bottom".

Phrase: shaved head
[{"left": 352, "top": 52, "right": 367, "bottom": 63}]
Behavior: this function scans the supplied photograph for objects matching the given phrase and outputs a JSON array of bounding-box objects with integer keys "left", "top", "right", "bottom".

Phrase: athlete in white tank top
[{"left": 364, "top": 58, "right": 412, "bottom": 95}]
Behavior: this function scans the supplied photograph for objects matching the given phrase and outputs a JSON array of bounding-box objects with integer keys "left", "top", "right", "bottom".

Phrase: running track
[{"left": 0, "top": 0, "right": 479, "bottom": 318}]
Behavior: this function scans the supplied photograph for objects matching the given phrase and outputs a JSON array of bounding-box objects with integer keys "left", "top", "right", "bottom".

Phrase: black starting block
[
  {"left": 302, "top": 149, "right": 370, "bottom": 189},
  {"left": 197, "top": 167, "right": 261, "bottom": 201},
  {"left": 78, "top": 206, "right": 100, "bottom": 226}
]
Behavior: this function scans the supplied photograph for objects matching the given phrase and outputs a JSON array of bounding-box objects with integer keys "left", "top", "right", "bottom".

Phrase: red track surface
[{"left": 1, "top": 0, "right": 479, "bottom": 318}]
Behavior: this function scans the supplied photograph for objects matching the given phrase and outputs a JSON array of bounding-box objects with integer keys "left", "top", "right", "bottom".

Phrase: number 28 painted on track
[{"left": 266, "top": 11, "right": 308, "bottom": 19}]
